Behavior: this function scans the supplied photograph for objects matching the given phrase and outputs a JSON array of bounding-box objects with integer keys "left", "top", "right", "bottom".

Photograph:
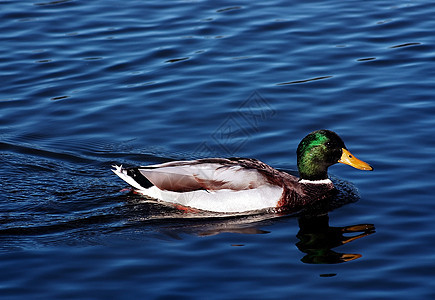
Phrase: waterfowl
[{"left": 112, "top": 130, "right": 372, "bottom": 213}]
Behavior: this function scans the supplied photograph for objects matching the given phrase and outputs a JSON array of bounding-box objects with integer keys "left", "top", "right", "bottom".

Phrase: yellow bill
[{"left": 338, "top": 148, "right": 373, "bottom": 171}]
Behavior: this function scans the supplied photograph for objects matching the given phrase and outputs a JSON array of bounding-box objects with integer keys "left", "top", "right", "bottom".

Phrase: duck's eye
[{"left": 325, "top": 142, "right": 332, "bottom": 148}]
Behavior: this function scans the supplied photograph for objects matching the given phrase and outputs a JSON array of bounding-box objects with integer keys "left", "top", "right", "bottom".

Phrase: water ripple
[{"left": 276, "top": 75, "right": 333, "bottom": 85}]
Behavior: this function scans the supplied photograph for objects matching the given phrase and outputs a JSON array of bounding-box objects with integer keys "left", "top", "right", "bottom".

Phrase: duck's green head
[{"left": 297, "top": 129, "right": 373, "bottom": 181}]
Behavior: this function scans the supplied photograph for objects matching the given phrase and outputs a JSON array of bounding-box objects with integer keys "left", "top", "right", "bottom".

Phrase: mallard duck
[{"left": 112, "top": 129, "right": 372, "bottom": 213}]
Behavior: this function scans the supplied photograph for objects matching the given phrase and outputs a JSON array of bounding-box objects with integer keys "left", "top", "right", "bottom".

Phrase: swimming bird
[{"left": 112, "top": 130, "right": 372, "bottom": 213}]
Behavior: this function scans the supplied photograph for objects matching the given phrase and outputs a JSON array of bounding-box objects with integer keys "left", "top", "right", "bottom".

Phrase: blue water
[{"left": 2, "top": 0, "right": 435, "bottom": 298}]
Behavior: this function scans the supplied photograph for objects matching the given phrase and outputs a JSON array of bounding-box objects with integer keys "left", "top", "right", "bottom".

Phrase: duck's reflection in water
[
  {"left": 296, "top": 214, "right": 375, "bottom": 264},
  {"left": 126, "top": 204, "right": 375, "bottom": 264},
  {"left": 193, "top": 213, "right": 375, "bottom": 264}
]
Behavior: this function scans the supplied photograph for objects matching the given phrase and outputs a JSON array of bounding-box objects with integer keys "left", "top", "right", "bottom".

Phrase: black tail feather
[{"left": 125, "top": 168, "right": 154, "bottom": 189}]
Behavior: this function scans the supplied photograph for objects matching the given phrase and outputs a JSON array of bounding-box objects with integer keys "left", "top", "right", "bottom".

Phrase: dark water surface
[{"left": 2, "top": 0, "right": 435, "bottom": 298}]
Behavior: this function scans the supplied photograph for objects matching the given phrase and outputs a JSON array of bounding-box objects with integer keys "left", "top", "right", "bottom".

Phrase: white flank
[{"left": 136, "top": 185, "right": 283, "bottom": 213}]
